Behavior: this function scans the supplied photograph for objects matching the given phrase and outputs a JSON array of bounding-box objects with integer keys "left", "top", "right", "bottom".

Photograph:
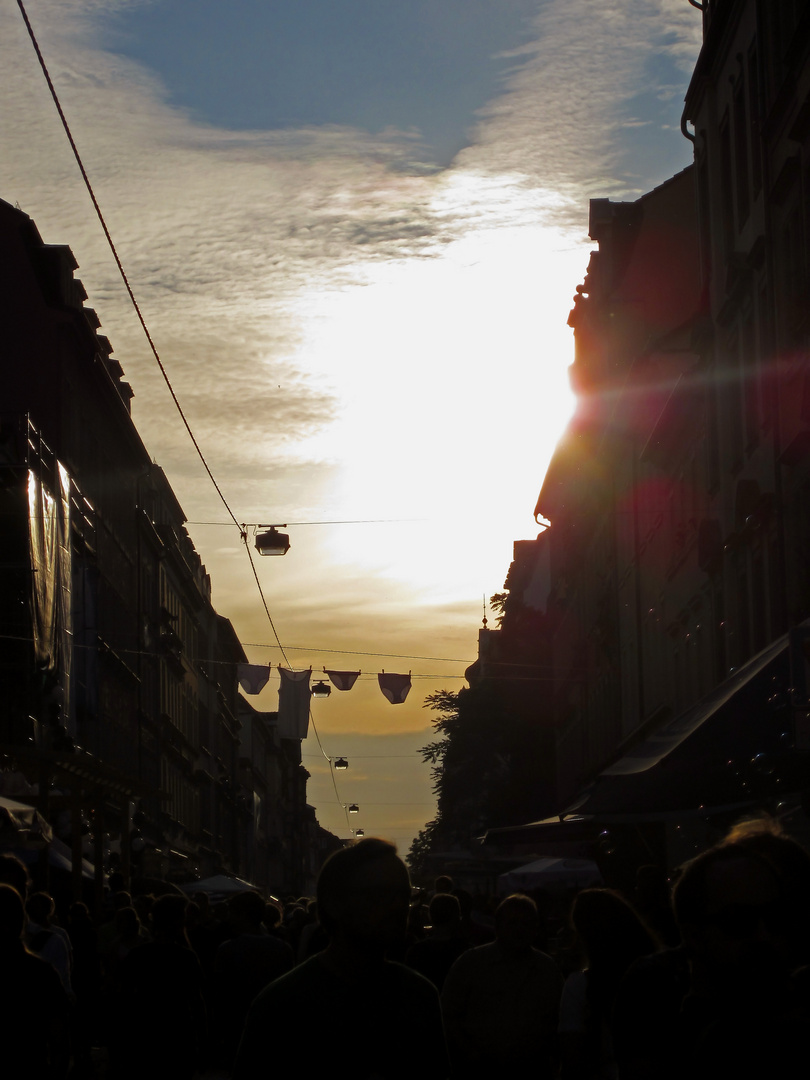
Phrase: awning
[
  {"left": 498, "top": 857, "right": 602, "bottom": 895},
  {"left": 481, "top": 815, "right": 599, "bottom": 857},
  {"left": 10, "top": 837, "right": 95, "bottom": 879},
  {"left": 0, "top": 794, "right": 53, "bottom": 843},
  {"left": 181, "top": 874, "right": 257, "bottom": 898},
  {"left": 604, "top": 633, "right": 788, "bottom": 776},
  {"left": 565, "top": 633, "right": 810, "bottom": 820}
]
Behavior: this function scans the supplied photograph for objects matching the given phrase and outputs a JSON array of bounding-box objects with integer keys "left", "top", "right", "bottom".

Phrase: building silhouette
[
  {"left": 533, "top": 0, "right": 810, "bottom": 851},
  {"left": 432, "top": 0, "right": 810, "bottom": 879},
  {"left": 0, "top": 198, "right": 320, "bottom": 897}
]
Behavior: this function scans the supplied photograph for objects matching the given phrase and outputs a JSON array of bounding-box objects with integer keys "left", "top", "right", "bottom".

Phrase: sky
[{"left": 0, "top": 0, "right": 703, "bottom": 860}]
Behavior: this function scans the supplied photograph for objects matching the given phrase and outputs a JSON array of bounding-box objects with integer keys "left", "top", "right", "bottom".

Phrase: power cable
[
  {"left": 16, "top": 0, "right": 240, "bottom": 532},
  {"left": 0, "top": 633, "right": 567, "bottom": 682},
  {"left": 241, "top": 538, "right": 291, "bottom": 668},
  {"left": 15, "top": 1, "right": 316, "bottom": 716},
  {"left": 12, "top": 4, "right": 516, "bottom": 847},
  {"left": 188, "top": 518, "right": 424, "bottom": 527},
  {"left": 241, "top": 642, "right": 473, "bottom": 664}
]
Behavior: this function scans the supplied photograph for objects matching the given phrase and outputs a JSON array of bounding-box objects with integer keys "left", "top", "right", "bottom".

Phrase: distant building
[
  {"left": 237, "top": 696, "right": 321, "bottom": 895},
  {"left": 465, "top": 537, "right": 558, "bottom": 823}
]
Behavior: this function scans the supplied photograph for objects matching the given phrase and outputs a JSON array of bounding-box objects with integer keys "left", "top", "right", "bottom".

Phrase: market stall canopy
[
  {"left": 498, "top": 856, "right": 602, "bottom": 895},
  {"left": 481, "top": 815, "right": 599, "bottom": 858},
  {"left": 181, "top": 874, "right": 257, "bottom": 899},
  {"left": 0, "top": 794, "right": 53, "bottom": 844}
]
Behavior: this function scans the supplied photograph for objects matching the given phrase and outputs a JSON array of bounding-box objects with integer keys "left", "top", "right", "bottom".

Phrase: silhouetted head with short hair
[
  {"left": 114, "top": 906, "right": 141, "bottom": 940},
  {"left": 495, "top": 893, "right": 539, "bottom": 956},
  {"left": 191, "top": 891, "right": 210, "bottom": 917},
  {"left": 69, "top": 901, "right": 91, "bottom": 924},
  {"left": 264, "top": 901, "right": 282, "bottom": 929},
  {"left": 228, "top": 889, "right": 266, "bottom": 932},
  {"left": 0, "top": 883, "right": 26, "bottom": 948},
  {"left": 26, "top": 891, "right": 55, "bottom": 926},
  {"left": 108, "top": 871, "right": 126, "bottom": 894},
  {"left": 570, "top": 888, "right": 658, "bottom": 971},
  {"left": 0, "top": 853, "right": 30, "bottom": 899},
  {"left": 721, "top": 817, "right": 810, "bottom": 966},
  {"left": 317, "top": 837, "right": 410, "bottom": 958},
  {"left": 673, "top": 822, "right": 807, "bottom": 992},
  {"left": 429, "top": 892, "right": 461, "bottom": 929},
  {"left": 150, "top": 894, "right": 189, "bottom": 945}
]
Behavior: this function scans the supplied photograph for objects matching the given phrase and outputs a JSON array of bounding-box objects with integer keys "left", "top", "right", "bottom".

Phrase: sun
[{"left": 287, "top": 179, "right": 581, "bottom": 594}]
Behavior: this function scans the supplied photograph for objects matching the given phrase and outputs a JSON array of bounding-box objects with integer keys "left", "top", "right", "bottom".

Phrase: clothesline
[{"left": 239, "top": 665, "right": 414, "bottom": 736}]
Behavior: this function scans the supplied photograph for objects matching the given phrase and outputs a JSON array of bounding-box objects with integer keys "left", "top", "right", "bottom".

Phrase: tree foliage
[
  {"left": 407, "top": 572, "right": 555, "bottom": 874},
  {"left": 408, "top": 681, "right": 539, "bottom": 872},
  {"left": 489, "top": 591, "right": 509, "bottom": 627}
]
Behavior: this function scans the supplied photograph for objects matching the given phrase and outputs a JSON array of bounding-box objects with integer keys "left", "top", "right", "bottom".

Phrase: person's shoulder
[
  {"left": 384, "top": 959, "right": 441, "bottom": 996},
  {"left": 215, "top": 935, "right": 235, "bottom": 958},
  {"left": 466, "top": 940, "right": 499, "bottom": 959},
  {"left": 257, "top": 930, "right": 294, "bottom": 957},
  {"left": 445, "top": 940, "right": 496, "bottom": 976},
  {"left": 530, "top": 946, "right": 560, "bottom": 967},
  {"left": 19, "top": 948, "right": 70, "bottom": 1007},
  {"left": 249, "top": 955, "right": 327, "bottom": 1011},
  {"left": 562, "top": 968, "right": 588, "bottom": 996}
]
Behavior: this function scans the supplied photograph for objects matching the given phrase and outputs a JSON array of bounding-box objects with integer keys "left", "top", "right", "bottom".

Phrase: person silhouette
[
  {"left": 233, "top": 838, "right": 449, "bottom": 1079},
  {"left": 442, "top": 892, "right": 563, "bottom": 1079}
]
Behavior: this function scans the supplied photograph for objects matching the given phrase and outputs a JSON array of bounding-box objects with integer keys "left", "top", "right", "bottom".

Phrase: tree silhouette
[{"left": 407, "top": 571, "right": 557, "bottom": 873}]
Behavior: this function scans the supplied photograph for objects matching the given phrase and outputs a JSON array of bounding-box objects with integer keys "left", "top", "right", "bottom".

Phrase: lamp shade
[
  {"left": 334, "top": 757, "right": 348, "bottom": 770},
  {"left": 312, "top": 680, "right": 331, "bottom": 698},
  {"left": 255, "top": 527, "right": 290, "bottom": 556}
]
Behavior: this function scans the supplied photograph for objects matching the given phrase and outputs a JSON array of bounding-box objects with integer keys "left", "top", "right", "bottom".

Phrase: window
[
  {"left": 720, "top": 114, "right": 735, "bottom": 256},
  {"left": 733, "top": 77, "right": 750, "bottom": 227},
  {"left": 748, "top": 46, "right": 762, "bottom": 198}
]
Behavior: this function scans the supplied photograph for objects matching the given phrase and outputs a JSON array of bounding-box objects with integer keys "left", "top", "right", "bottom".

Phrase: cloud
[
  {"left": 2, "top": 2, "right": 447, "bottom": 468},
  {"left": 1, "top": 0, "right": 703, "bottom": 851},
  {"left": 1, "top": 1, "right": 702, "bottom": 486},
  {"left": 457, "top": 0, "right": 702, "bottom": 207}
]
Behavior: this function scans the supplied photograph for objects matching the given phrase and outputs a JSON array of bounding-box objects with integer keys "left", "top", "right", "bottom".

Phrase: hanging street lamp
[{"left": 254, "top": 525, "right": 290, "bottom": 556}]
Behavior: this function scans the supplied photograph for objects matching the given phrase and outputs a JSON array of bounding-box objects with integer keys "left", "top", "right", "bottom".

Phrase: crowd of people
[{"left": 1, "top": 816, "right": 809, "bottom": 1078}]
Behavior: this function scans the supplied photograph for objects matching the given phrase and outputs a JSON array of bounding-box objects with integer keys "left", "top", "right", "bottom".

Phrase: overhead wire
[
  {"left": 15, "top": 2, "right": 352, "bottom": 818},
  {"left": 241, "top": 541, "right": 291, "bottom": 668},
  {"left": 16, "top": 2, "right": 504, "bottom": 836},
  {"left": 0, "top": 633, "right": 565, "bottom": 682},
  {"left": 242, "top": 642, "right": 473, "bottom": 663},
  {"left": 14, "top": 0, "right": 357, "bottom": 822},
  {"left": 303, "top": 753, "right": 425, "bottom": 761},
  {"left": 188, "top": 518, "right": 424, "bottom": 527},
  {"left": 16, "top": 0, "right": 241, "bottom": 533},
  {"left": 13, "top": 2, "right": 307, "bottom": 684}
]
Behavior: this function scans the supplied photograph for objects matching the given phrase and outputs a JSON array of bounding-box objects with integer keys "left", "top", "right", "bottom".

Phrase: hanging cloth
[
  {"left": 278, "top": 667, "right": 311, "bottom": 740},
  {"left": 237, "top": 663, "right": 271, "bottom": 695},
  {"left": 325, "top": 669, "right": 361, "bottom": 692},
  {"left": 378, "top": 671, "right": 411, "bottom": 705}
]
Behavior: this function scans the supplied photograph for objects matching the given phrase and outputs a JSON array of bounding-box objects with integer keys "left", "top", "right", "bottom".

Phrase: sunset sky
[{"left": 1, "top": 0, "right": 703, "bottom": 856}]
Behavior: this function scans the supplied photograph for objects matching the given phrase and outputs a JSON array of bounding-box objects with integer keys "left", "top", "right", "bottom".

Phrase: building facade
[
  {"left": 531, "top": 0, "right": 810, "bottom": 828},
  {"left": 0, "top": 198, "right": 321, "bottom": 896}
]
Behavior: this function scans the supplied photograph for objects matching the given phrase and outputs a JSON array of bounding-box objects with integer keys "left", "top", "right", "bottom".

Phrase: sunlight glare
[{"left": 281, "top": 173, "right": 583, "bottom": 594}]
